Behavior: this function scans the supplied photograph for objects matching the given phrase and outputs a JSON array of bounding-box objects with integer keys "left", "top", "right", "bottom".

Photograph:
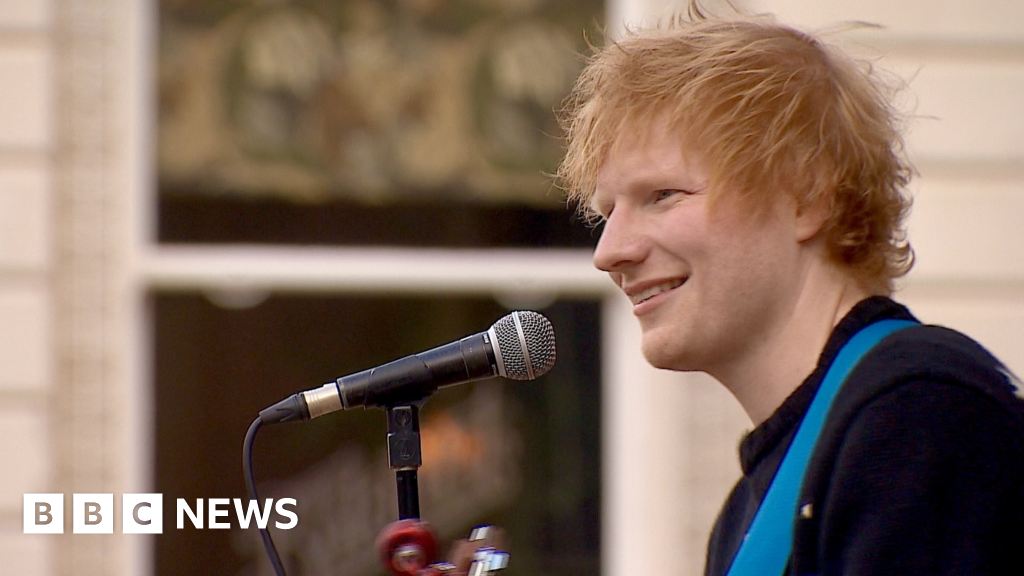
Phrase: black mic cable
[{"left": 243, "top": 416, "right": 288, "bottom": 576}]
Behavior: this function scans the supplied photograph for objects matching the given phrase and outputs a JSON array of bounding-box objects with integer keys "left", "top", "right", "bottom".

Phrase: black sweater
[{"left": 705, "top": 297, "right": 1024, "bottom": 576}]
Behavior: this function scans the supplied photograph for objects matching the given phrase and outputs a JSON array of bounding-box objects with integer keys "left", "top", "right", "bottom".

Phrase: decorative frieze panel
[{"left": 157, "top": 0, "right": 601, "bottom": 206}]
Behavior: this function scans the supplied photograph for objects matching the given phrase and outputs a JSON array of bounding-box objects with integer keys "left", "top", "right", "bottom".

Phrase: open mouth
[{"left": 630, "top": 278, "right": 686, "bottom": 305}]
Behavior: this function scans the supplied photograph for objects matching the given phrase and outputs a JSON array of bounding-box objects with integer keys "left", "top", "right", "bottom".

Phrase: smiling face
[{"left": 592, "top": 122, "right": 812, "bottom": 377}]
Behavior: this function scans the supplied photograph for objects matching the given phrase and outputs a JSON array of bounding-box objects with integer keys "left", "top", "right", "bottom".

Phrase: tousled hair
[{"left": 556, "top": 5, "right": 914, "bottom": 293}]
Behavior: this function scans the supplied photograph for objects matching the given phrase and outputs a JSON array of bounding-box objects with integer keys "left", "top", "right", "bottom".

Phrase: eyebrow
[{"left": 623, "top": 175, "right": 710, "bottom": 198}]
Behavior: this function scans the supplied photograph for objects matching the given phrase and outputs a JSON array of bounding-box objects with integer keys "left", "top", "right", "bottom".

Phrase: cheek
[
  {"left": 719, "top": 235, "right": 801, "bottom": 310},
  {"left": 655, "top": 213, "right": 707, "bottom": 256},
  {"left": 695, "top": 228, "right": 791, "bottom": 302}
]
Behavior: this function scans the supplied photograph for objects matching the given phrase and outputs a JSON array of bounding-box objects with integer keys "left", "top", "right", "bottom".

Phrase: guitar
[{"left": 377, "top": 519, "right": 509, "bottom": 576}]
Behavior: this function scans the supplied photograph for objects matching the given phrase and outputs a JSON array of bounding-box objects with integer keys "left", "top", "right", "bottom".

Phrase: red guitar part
[{"left": 376, "top": 519, "right": 440, "bottom": 576}]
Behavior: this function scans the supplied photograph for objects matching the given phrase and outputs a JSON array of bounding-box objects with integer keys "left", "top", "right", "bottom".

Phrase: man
[{"left": 556, "top": 5, "right": 1024, "bottom": 576}]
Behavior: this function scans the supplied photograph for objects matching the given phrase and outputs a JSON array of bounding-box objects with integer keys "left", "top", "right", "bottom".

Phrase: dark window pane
[{"left": 153, "top": 293, "right": 600, "bottom": 576}]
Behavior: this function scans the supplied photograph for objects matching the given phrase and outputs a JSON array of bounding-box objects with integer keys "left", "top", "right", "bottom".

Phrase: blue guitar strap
[{"left": 724, "top": 319, "right": 918, "bottom": 576}]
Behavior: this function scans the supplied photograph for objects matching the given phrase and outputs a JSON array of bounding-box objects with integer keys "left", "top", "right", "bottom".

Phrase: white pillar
[{"left": 601, "top": 293, "right": 694, "bottom": 576}]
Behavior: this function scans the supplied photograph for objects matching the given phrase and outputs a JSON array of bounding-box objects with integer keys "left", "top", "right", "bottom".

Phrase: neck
[{"left": 712, "top": 268, "right": 872, "bottom": 426}]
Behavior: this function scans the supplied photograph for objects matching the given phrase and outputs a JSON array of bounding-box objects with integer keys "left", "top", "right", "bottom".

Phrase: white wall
[{"left": 0, "top": 1, "right": 57, "bottom": 574}]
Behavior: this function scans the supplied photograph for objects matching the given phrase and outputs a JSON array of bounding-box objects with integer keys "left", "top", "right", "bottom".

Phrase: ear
[{"left": 794, "top": 194, "right": 830, "bottom": 243}]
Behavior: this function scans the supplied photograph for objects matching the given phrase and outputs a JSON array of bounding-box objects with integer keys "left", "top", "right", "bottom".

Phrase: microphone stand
[
  {"left": 386, "top": 405, "right": 422, "bottom": 519},
  {"left": 378, "top": 404, "right": 509, "bottom": 576},
  {"left": 378, "top": 404, "right": 440, "bottom": 576}
]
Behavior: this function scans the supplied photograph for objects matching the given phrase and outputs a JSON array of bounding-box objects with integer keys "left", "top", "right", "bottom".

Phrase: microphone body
[
  {"left": 334, "top": 332, "right": 498, "bottom": 410},
  {"left": 259, "top": 311, "right": 555, "bottom": 424}
]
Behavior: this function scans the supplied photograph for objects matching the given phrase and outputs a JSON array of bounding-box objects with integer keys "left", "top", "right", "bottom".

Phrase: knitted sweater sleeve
[{"left": 812, "top": 379, "right": 1024, "bottom": 576}]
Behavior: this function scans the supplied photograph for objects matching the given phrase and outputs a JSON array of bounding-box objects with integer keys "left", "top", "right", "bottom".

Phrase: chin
[{"left": 640, "top": 338, "right": 694, "bottom": 372}]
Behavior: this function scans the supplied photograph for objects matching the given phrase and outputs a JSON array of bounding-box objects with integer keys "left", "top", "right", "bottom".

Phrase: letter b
[
  {"left": 73, "top": 494, "right": 113, "bottom": 534},
  {"left": 84, "top": 502, "right": 102, "bottom": 525},
  {"left": 36, "top": 502, "right": 52, "bottom": 525},
  {"left": 23, "top": 494, "right": 64, "bottom": 534}
]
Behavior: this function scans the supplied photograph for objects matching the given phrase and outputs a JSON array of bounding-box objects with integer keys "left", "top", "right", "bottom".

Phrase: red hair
[{"left": 557, "top": 8, "right": 914, "bottom": 293}]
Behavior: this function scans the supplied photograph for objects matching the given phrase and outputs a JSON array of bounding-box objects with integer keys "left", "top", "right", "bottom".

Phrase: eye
[
  {"left": 592, "top": 203, "right": 612, "bottom": 222},
  {"left": 654, "top": 189, "right": 688, "bottom": 202},
  {"left": 587, "top": 211, "right": 609, "bottom": 230},
  {"left": 590, "top": 193, "right": 613, "bottom": 221}
]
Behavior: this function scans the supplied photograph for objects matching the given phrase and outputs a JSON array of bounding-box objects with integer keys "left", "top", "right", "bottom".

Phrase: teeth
[{"left": 630, "top": 279, "right": 684, "bottom": 305}]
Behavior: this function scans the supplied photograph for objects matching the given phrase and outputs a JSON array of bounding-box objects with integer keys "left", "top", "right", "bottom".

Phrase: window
[{"left": 153, "top": 2, "right": 604, "bottom": 575}]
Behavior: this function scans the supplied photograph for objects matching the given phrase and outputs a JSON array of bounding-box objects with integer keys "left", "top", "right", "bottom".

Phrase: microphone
[{"left": 259, "top": 311, "right": 556, "bottom": 424}]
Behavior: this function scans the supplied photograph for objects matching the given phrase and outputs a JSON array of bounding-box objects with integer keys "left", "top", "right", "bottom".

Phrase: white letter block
[
  {"left": 123, "top": 493, "right": 163, "bottom": 534},
  {"left": 23, "top": 493, "right": 63, "bottom": 534},
  {"left": 73, "top": 493, "right": 113, "bottom": 534}
]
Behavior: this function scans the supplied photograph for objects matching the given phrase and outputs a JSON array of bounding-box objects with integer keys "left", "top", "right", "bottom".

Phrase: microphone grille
[{"left": 490, "top": 311, "right": 556, "bottom": 381}]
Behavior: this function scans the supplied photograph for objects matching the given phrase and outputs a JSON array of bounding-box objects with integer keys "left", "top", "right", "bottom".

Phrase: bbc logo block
[
  {"left": 73, "top": 493, "right": 113, "bottom": 534},
  {"left": 24, "top": 493, "right": 163, "bottom": 534},
  {"left": 123, "top": 493, "right": 163, "bottom": 534},
  {"left": 23, "top": 494, "right": 63, "bottom": 534}
]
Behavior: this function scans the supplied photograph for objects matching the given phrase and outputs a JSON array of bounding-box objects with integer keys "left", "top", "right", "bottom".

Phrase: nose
[{"left": 593, "top": 208, "right": 646, "bottom": 273}]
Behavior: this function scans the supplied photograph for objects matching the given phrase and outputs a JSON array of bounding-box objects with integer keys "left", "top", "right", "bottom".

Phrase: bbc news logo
[{"left": 24, "top": 494, "right": 298, "bottom": 534}]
